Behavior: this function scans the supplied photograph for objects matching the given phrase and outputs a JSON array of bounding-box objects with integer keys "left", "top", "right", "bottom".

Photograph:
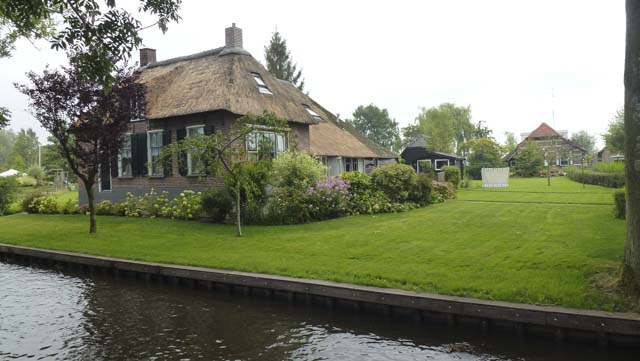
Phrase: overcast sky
[{"left": 0, "top": 0, "right": 625, "bottom": 147}]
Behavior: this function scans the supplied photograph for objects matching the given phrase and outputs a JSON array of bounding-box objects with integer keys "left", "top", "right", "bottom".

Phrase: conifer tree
[{"left": 264, "top": 31, "right": 305, "bottom": 91}]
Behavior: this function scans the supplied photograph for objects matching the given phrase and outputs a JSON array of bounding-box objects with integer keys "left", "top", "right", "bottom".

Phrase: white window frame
[
  {"left": 416, "top": 159, "right": 432, "bottom": 173},
  {"left": 186, "top": 125, "right": 205, "bottom": 176},
  {"left": 251, "top": 73, "right": 273, "bottom": 95},
  {"left": 434, "top": 159, "right": 450, "bottom": 171},
  {"left": 147, "top": 130, "right": 164, "bottom": 177},
  {"left": 246, "top": 129, "right": 289, "bottom": 160},
  {"left": 118, "top": 133, "right": 133, "bottom": 178}
]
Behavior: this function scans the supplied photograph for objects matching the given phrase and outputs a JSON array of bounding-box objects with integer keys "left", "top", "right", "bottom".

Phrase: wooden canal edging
[{"left": 1, "top": 243, "right": 640, "bottom": 346}]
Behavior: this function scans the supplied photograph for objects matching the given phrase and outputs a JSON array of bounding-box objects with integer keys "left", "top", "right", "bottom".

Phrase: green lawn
[
  {"left": 9, "top": 188, "right": 78, "bottom": 213},
  {"left": 458, "top": 177, "right": 618, "bottom": 205},
  {"left": 0, "top": 177, "right": 632, "bottom": 312}
]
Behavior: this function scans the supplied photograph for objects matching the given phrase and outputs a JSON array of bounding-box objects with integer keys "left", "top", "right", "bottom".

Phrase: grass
[
  {"left": 0, "top": 176, "right": 632, "bottom": 313},
  {"left": 458, "top": 177, "right": 618, "bottom": 205},
  {"left": 8, "top": 187, "right": 78, "bottom": 213}
]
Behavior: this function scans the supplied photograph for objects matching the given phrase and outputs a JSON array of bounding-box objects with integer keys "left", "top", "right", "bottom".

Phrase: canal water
[{"left": 0, "top": 260, "right": 635, "bottom": 360}]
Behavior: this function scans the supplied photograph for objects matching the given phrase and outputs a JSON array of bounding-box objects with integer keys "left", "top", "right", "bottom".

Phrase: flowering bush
[
  {"left": 163, "top": 190, "right": 202, "bottom": 220},
  {"left": 431, "top": 180, "right": 456, "bottom": 203},
  {"left": 60, "top": 199, "right": 80, "bottom": 214},
  {"left": 96, "top": 200, "right": 116, "bottom": 215},
  {"left": 141, "top": 188, "right": 170, "bottom": 218},
  {"left": 305, "top": 177, "right": 351, "bottom": 220},
  {"left": 123, "top": 192, "right": 143, "bottom": 217},
  {"left": 29, "top": 196, "right": 58, "bottom": 214}
]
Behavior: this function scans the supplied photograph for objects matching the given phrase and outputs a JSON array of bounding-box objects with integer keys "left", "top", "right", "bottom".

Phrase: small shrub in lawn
[
  {"left": 201, "top": 187, "right": 233, "bottom": 223},
  {"left": 123, "top": 193, "right": 143, "bottom": 217},
  {"left": 164, "top": 190, "right": 202, "bottom": 220},
  {"left": 30, "top": 196, "right": 58, "bottom": 214},
  {"left": 0, "top": 176, "right": 17, "bottom": 215},
  {"left": 614, "top": 190, "right": 626, "bottom": 219},
  {"left": 410, "top": 173, "right": 433, "bottom": 206},
  {"left": 60, "top": 199, "right": 80, "bottom": 214},
  {"left": 431, "top": 181, "right": 456, "bottom": 202},
  {"left": 441, "top": 166, "right": 461, "bottom": 188},
  {"left": 305, "top": 177, "right": 351, "bottom": 220},
  {"left": 141, "top": 188, "right": 170, "bottom": 218},
  {"left": 371, "top": 163, "right": 417, "bottom": 203},
  {"left": 22, "top": 192, "right": 45, "bottom": 213},
  {"left": 96, "top": 200, "right": 115, "bottom": 215}
]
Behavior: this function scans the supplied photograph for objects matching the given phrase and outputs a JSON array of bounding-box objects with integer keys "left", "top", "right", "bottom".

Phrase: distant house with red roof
[{"left": 503, "top": 122, "right": 587, "bottom": 167}]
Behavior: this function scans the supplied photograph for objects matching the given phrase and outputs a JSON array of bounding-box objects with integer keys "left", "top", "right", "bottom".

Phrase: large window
[
  {"left": 434, "top": 159, "right": 450, "bottom": 171},
  {"left": 187, "top": 125, "right": 205, "bottom": 175},
  {"left": 417, "top": 159, "right": 432, "bottom": 173},
  {"left": 147, "top": 130, "right": 164, "bottom": 177},
  {"left": 247, "top": 130, "right": 287, "bottom": 160},
  {"left": 344, "top": 157, "right": 359, "bottom": 172},
  {"left": 118, "top": 134, "right": 132, "bottom": 177}
]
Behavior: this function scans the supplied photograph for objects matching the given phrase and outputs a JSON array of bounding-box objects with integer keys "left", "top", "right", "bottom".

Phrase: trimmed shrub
[
  {"left": 566, "top": 168, "right": 625, "bottom": 188},
  {"left": 60, "top": 199, "right": 80, "bottom": 214},
  {"left": 614, "top": 190, "right": 626, "bottom": 219},
  {"left": 201, "top": 187, "right": 233, "bottom": 223},
  {"left": 371, "top": 163, "right": 417, "bottom": 203},
  {"left": 431, "top": 181, "right": 456, "bottom": 203},
  {"left": 22, "top": 192, "right": 44, "bottom": 213},
  {"left": 28, "top": 196, "right": 58, "bottom": 214},
  {"left": 271, "top": 150, "right": 327, "bottom": 191},
  {"left": 410, "top": 173, "right": 433, "bottom": 206},
  {"left": 0, "top": 176, "right": 17, "bottom": 215},
  {"left": 441, "top": 166, "right": 461, "bottom": 188}
]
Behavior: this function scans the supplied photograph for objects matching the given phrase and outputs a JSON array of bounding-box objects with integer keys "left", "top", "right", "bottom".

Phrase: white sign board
[{"left": 481, "top": 167, "right": 509, "bottom": 188}]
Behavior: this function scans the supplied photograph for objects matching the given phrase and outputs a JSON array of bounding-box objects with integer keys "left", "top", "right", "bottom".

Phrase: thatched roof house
[
  {"left": 82, "top": 24, "right": 395, "bottom": 203},
  {"left": 503, "top": 122, "right": 586, "bottom": 166}
]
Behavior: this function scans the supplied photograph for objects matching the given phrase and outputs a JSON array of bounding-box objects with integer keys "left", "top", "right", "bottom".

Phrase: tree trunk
[
  {"left": 623, "top": 0, "right": 640, "bottom": 290},
  {"left": 85, "top": 181, "right": 97, "bottom": 234},
  {"left": 235, "top": 184, "right": 242, "bottom": 237}
]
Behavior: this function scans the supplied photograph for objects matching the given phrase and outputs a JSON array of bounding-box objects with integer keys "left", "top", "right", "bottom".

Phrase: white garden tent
[{"left": 0, "top": 169, "right": 25, "bottom": 177}]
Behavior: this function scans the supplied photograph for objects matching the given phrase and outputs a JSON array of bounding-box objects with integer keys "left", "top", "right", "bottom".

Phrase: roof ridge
[{"left": 142, "top": 46, "right": 251, "bottom": 70}]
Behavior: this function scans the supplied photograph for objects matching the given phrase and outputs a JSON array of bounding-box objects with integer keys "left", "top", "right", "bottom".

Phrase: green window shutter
[{"left": 131, "top": 133, "right": 148, "bottom": 177}]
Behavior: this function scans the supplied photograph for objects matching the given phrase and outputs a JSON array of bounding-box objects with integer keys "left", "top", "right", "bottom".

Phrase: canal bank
[{"left": 1, "top": 243, "right": 639, "bottom": 348}]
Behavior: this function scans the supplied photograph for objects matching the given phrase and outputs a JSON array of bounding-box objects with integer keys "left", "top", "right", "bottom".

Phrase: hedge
[{"left": 566, "top": 168, "right": 625, "bottom": 188}]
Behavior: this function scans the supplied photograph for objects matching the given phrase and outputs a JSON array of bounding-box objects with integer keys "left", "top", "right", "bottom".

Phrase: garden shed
[{"left": 400, "top": 135, "right": 465, "bottom": 177}]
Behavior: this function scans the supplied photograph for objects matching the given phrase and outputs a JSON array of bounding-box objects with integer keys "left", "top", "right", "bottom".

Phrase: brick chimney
[
  {"left": 139, "top": 48, "right": 157, "bottom": 67},
  {"left": 225, "top": 23, "right": 243, "bottom": 49}
]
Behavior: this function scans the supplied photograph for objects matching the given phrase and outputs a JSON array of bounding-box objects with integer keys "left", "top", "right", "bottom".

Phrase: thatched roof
[
  {"left": 309, "top": 118, "right": 396, "bottom": 158},
  {"left": 137, "top": 47, "right": 329, "bottom": 124}
]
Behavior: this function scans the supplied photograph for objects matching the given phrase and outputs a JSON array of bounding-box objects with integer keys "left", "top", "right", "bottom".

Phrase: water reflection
[{"left": 0, "top": 261, "right": 633, "bottom": 360}]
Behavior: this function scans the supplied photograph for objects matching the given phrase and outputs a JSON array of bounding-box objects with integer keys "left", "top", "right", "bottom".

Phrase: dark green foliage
[
  {"left": 566, "top": 168, "right": 626, "bottom": 188},
  {"left": 266, "top": 188, "right": 312, "bottom": 225},
  {"left": 0, "top": 107, "right": 10, "bottom": 129},
  {"left": 615, "top": 190, "right": 626, "bottom": 219},
  {"left": 464, "top": 138, "right": 504, "bottom": 180},
  {"left": 201, "top": 188, "right": 233, "bottom": 223},
  {"left": 514, "top": 141, "right": 544, "bottom": 177},
  {"left": 264, "top": 31, "right": 304, "bottom": 91},
  {"left": 0, "top": 176, "right": 17, "bottom": 215},
  {"left": 346, "top": 104, "right": 400, "bottom": 152},
  {"left": 441, "top": 166, "right": 461, "bottom": 188},
  {"left": 371, "top": 163, "right": 417, "bottom": 203},
  {"left": 410, "top": 173, "right": 433, "bottom": 206},
  {"left": 603, "top": 109, "right": 624, "bottom": 153},
  {"left": 570, "top": 130, "right": 596, "bottom": 154},
  {"left": 21, "top": 192, "right": 44, "bottom": 213}
]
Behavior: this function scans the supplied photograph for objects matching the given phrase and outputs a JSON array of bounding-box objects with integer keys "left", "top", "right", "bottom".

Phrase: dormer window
[
  {"left": 251, "top": 73, "right": 272, "bottom": 95},
  {"left": 303, "top": 104, "right": 322, "bottom": 121}
]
